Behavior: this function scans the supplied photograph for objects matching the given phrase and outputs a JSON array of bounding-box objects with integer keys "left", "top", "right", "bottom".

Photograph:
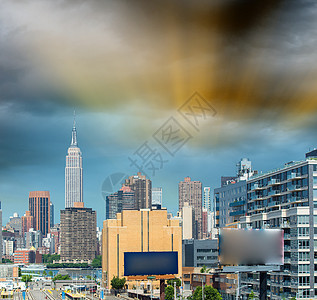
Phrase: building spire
[{"left": 71, "top": 110, "right": 78, "bottom": 147}]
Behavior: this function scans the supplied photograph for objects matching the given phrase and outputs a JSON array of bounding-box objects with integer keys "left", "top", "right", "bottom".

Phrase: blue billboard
[{"left": 124, "top": 251, "right": 178, "bottom": 276}]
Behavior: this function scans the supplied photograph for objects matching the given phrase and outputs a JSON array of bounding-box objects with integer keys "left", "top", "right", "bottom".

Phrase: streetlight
[{"left": 201, "top": 276, "right": 204, "bottom": 300}]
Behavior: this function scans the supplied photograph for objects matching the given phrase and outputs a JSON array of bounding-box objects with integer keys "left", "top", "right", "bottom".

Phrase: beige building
[
  {"left": 102, "top": 209, "right": 182, "bottom": 288},
  {"left": 178, "top": 177, "right": 202, "bottom": 239},
  {"left": 181, "top": 202, "right": 194, "bottom": 240}
]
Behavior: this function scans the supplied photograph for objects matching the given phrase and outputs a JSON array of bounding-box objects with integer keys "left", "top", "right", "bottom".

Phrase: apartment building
[{"left": 239, "top": 151, "right": 317, "bottom": 299}]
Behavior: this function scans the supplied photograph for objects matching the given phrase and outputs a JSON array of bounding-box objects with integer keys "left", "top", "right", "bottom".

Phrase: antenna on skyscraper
[{"left": 73, "top": 109, "right": 76, "bottom": 128}]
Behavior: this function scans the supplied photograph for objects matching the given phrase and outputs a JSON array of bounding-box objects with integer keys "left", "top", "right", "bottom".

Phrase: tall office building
[
  {"left": 50, "top": 203, "right": 54, "bottom": 228},
  {"left": 106, "top": 185, "right": 135, "bottom": 219},
  {"left": 124, "top": 172, "right": 151, "bottom": 210},
  {"left": 152, "top": 187, "right": 162, "bottom": 207},
  {"left": 201, "top": 208, "right": 208, "bottom": 238},
  {"left": 65, "top": 118, "right": 83, "bottom": 208},
  {"left": 29, "top": 191, "right": 51, "bottom": 236},
  {"left": 203, "top": 187, "right": 212, "bottom": 212},
  {"left": 21, "top": 211, "right": 34, "bottom": 237},
  {"left": 179, "top": 177, "right": 202, "bottom": 239},
  {"left": 238, "top": 151, "right": 317, "bottom": 300},
  {"left": 60, "top": 202, "right": 97, "bottom": 261}
]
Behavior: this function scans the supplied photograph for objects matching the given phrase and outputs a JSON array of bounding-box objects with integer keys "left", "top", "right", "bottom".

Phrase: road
[{"left": 14, "top": 287, "right": 123, "bottom": 300}]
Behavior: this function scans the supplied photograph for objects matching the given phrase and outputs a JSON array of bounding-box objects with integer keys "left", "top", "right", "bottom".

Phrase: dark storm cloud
[
  {"left": 1, "top": 0, "right": 316, "bottom": 118},
  {"left": 0, "top": 0, "right": 317, "bottom": 163}
]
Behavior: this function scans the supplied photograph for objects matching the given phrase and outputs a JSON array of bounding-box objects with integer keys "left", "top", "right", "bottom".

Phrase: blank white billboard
[{"left": 219, "top": 228, "right": 284, "bottom": 266}]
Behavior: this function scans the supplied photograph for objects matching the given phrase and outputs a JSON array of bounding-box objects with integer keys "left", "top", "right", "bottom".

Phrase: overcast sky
[{"left": 1, "top": 0, "right": 317, "bottom": 227}]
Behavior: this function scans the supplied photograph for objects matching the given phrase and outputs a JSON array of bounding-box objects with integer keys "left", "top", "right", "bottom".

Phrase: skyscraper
[
  {"left": 21, "top": 211, "right": 34, "bottom": 237},
  {"left": 106, "top": 185, "right": 135, "bottom": 219},
  {"left": 65, "top": 117, "right": 83, "bottom": 208},
  {"left": 29, "top": 191, "right": 51, "bottom": 236},
  {"left": 178, "top": 177, "right": 202, "bottom": 239},
  {"left": 60, "top": 202, "right": 97, "bottom": 261},
  {"left": 203, "top": 187, "right": 211, "bottom": 212},
  {"left": 152, "top": 187, "right": 162, "bottom": 208},
  {"left": 124, "top": 172, "right": 151, "bottom": 210},
  {"left": 50, "top": 202, "right": 54, "bottom": 228}
]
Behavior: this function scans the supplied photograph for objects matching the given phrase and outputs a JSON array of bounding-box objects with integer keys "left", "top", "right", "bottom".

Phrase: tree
[
  {"left": 43, "top": 254, "right": 61, "bottom": 264},
  {"left": 91, "top": 255, "right": 102, "bottom": 268},
  {"left": 248, "top": 290, "right": 255, "bottom": 300},
  {"left": 200, "top": 266, "right": 211, "bottom": 274},
  {"left": 111, "top": 276, "right": 126, "bottom": 293},
  {"left": 21, "top": 275, "right": 32, "bottom": 288},
  {"left": 53, "top": 274, "right": 71, "bottom": 281},
  {"left": 48, "top": 271, "right": 53, "bottom": 277},
  {"left": 167, "top": 278, "right": 181, "bottom": 288},
  {"left": 86, "top": 275, "right": 92, "bottom": 280},
  {"left": 165, "top": 285, "right": 174, "bottom": 300},
  {"left": 43, "top": 271, "right": 47, "bottom": 277},
  {"left": 204, "top": 286, "right": 222, "bottom": 300},
  {"left": 193, "top": 286, "right": 222, "bottom": 300},
  {"left": 18, "top": 268, "right": 22, "bottom": 277}
]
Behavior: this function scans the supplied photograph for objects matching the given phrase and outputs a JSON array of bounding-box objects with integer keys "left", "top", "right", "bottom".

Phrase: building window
[
  {"left": 298, "top": 216, "right": 309, "bottom": 224},
  {"left": 298, "top": 227, "right": 309, "bottom": 237},
  {"left": 298, "top": 264, "right": 310, "bottom": 273},
  {"left": 197, "top": 249, "right": 211, "bottom": 253},
  {"left": 197, "top": 256, "right": 206, "bottom": 260},
  {"left": 299, "top": 276, "right": 309, "bottom": 285},
  {"left": 298, "top": 252, "right": 310, "bottom": 261},
  {"left": 299, "top": 240, "right": 309, "bottom": 249}
]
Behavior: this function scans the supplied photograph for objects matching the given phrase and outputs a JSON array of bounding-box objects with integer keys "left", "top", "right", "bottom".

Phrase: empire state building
[{"left": 65, "top": 118, "right": 83, "bottom": 208}]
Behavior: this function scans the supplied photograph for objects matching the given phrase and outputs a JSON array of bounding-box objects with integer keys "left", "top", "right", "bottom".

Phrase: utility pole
[
  {"left": 236, "top": 272, "right": 240, "bottom": 300},
  {"left": 174, "top": 281, "right": 176, "bottom": 300}
]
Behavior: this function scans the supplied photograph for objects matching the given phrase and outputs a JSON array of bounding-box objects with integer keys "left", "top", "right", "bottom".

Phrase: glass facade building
[{"left": 239, "top": 157, "right": 317, "bottom": 299}]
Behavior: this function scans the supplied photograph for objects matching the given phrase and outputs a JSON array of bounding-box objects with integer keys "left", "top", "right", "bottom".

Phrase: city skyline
[
  {"left": 1, "top": 1, "right": 317, "bottom": 228},
  {"left": 0, "top": 114, "right": 317, "bottom": 228}
]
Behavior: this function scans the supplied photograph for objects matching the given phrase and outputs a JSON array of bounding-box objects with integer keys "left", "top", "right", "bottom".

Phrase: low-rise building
[
  {"left": 182, "top": 239, "right": 218, "bottom": 269},
  {"left": 102, "top": 209, "right": 182, "bottom": 289}
]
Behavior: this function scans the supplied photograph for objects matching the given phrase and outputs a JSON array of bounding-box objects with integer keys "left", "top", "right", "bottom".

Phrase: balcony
[
  {"left": 251, "top": 183, "right": 264, "bottom": 190},
  {"left": 229, "top": 210, "right": 246, "bottom": 216},
  {"left": 282, "top": 281, "right": 291, "bottom": 287},
  {"left": 284, "top": 234, "right": 291, "bottom": 240},
  {"left": 251, "top": 194, "right": 263, "bottom": 200},
  {"left": 281, "top": 222, "right": 290, "bottom": 228},
  {"left": 288, "top": 172, "right": 302, "bottom": 180},
  {"left": 268, "top": 190, "right": 281, "bottom": 196},
  {"left": 229, "top": 200, "right": 246, "bottom": 207},
  {"left": 268, "top": 201, "right": 280, "bottom": 206},
  {"left": 268, "top": 178, "right": 280, "bottom": 185},
  {"left": 291, "top": 196, "right": 302, "bottom": 202}
]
